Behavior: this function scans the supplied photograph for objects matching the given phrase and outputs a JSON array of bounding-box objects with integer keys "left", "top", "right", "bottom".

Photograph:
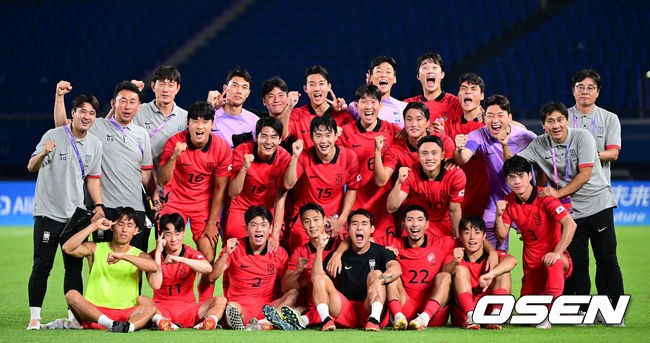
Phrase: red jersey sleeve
[
  {"left": 439, "top": 133, "right": 456, "bottom": 159},
  {"left": 443, "top": 253, "right": 455, "bottom": 265},
  {"left": 275, "top": 247, "right": 289, "bottom": 277},
  {"left": 383, "top": 145, "right": 400, "bottom": 171},
  {"left": 501, "top": 202, "right": 513, "bottom": 226},
  {"left": 544, "top": 197, "right": 570, "bottom": 222},
  {"left": 212, "top": 137, "right": 233, "bottom": 178},
  {"left": 448, "top": 169, "right": 466, "bottom": 203},
  {"left": 288, "top": 109, "right": 299, "bottom": 139},
  {"left": 160, "top": 135, "right": 176, "bottom": 166},
  {"left": 185, "top": 246, "right": 206, "bottom": 260},
  {"left": 230, "top": 145, "right": 245, "bottom": 180},
  {"left": 295, "top": 152, "right": 308, "bottom": 181},
  {"left": 345, "top": 150, "right": 361, "bottom": 190},
  {"left": 399, "top": 170, "right": 415, "bottom": 194}
]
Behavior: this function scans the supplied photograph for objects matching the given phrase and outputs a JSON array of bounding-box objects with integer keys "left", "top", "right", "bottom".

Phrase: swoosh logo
[
  {"left": 182, "top": 163, "right": 191, "bottom": 166},
  {"left": 309, "top": 175, "right": 317, "bottom": 179},
  {"left": 352, "top": 144, "right": 362, "bottom": 148},
  {"left": 240, "top": 264, "right": 251, "bottom": 268},
  {"left": 344, "top": 266, "right": 352, "bottom": 270}
]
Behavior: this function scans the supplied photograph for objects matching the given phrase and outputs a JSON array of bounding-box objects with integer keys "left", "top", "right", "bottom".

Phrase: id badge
[{"left": 560, "top": 196, "right": 573, "bottom": 214}]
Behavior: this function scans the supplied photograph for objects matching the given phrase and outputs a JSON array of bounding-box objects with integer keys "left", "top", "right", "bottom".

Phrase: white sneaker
[
  {"left": 27, "top": 318, "right": 41, "bottom": 330},
  {"left": 536, "top": 319, "right": 551, "bottom": 329},
  {"left": 596, "top": 312, "right": 625, "bottom": 327},
  {"left": 42, "top": 318, "right": 66, "bottom": 329},
  {"left": 574, "top": 311, "right": 593, "bottom": 326},
  {"left": 65, "top": 318, "right": 84, "bottom": 329}
]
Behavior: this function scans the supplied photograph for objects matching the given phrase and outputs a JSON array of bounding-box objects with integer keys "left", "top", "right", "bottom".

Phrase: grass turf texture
[{"left": 1, "top": 226, "right": 648, "bottom": 343}]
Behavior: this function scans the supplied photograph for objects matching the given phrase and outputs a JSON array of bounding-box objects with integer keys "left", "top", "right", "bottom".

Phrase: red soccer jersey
[
  {"left": 400, "top": 166, "right": 466, "bottom": 237},
  {"left": 403, "top": 91, "right": 463, "bottom": 124},
  {"left": 339, "top": 119, "right": 400, "bottom": 224},
  {"left": 383, "top": 135, "right": 454, "bottom": 173},
  {"left": 160, "top": 131, "right": 233, "bottom": 205},
  {"left": 393, "top": 235, "right": 458, "bottom": 298},
  {"left": 229, "top": 142, "right": 291, "bottom": 211},
  {"left": 445, "top": 116, "right": 489, "bottom": 217},
  {"left": 292, "top": 146, "right": 361, "bottom": 218},
  {"left": 222, "top": 238, "right": 288, "bottom": 303},
  {"left": 288, "top": 104, "right": 355, "bottom": 149},
  {"left": 148, "top": 245, "right": 205, "bottom": 304},
  {"left": 288, "top": 237, "right": 339, "bottom": 289},
  {"left": 443, "top": 250, "right": 510, "bottom": 291},
  {"left": 501, "top": 187, "right": 569, "bottom": 272}
]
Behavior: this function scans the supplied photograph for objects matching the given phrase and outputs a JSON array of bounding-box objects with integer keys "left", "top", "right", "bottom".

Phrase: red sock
[
  {"left": 458, "top": 292, "right": 475, "bottom": 314},
  {"left": 546, "top": 259, "right": 565, "bottom": 299},
  {"left": 388, "top": 300, "right": 402, "bottom": 316},
  {"left": 305, "top": 306, "right": 321, "bottom": 324},
  {"left": 490, "top": 288, "right": 509, "bottom": 310},
  {"left": 423, "top": 299, "right": 441, "bottom": 318}
]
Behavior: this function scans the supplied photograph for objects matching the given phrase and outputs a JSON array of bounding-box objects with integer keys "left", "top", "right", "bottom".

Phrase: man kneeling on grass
[{"left": 62, "top": 207, "right": 157, "bottom": 332}]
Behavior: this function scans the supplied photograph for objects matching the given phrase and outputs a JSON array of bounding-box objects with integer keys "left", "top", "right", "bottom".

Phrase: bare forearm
[
  {"left": 488, "top": 255, "right": 517, "bottom": 276},
  {"left": 228, "top": 168, "right": 248, "bottom": 199},
  {"left": 156, "top": 159, "right": 177, "bottom": 186},
  {"left": 179, "top": 257, "right": 212, "bottom": 274},
  {"left": 121, "top": 254, "right": 158, "bottom": 273},
  {"left": 494, "top": 216, "right": 509, "bottom": 242},
  {"left": 86, "top": 178, "right": 103, "bottom": 205},
  {"left": 27, "top": 152, "right": 47, "bottom": 172},
  {"left": 338, "top": 189, "right": 357, "bottom": 221},
  {"left": 386, "top": 186, "right": 404, "bottom": 213},
  {"left": 209, "top": 255, "right": 229, "bottom": 282},
  {"left": 449, "top": 203, "right": 461, "bottom": 237},
  {"left": 453, "top": 148, "right": 472, "bottom": 165},
  {"left": 281, "top": 269, "right": 302, "bottom": 292},
  {"left": 599, "top": 148, "right": 619, "bottom": 162},
  {"left": 554, "top": 217, "right": 577, "bottom": 254},
  {"left": 271, "top": 191, "right": 287, "bottom": 238},
  {"left": 502, "top": 143, "right": 514, "bottom": 160},
  {"left": 62, "top": 226, "right": 95, "bottom": 256},
  {"left": 373, "top": 150, "right": 390, "bottom": 186},
  {"left": 283, "top": 158, "right": 299, "bottom": 189},
  {"left": 558, "top": 167, "right": 591, "bottom": 198},
  {"left": 53, "top": 96, "right": 70, "bottom": 127}
]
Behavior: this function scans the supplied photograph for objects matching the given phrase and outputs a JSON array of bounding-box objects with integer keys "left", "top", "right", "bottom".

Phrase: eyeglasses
[{"left": 575, "top": 84, "right": 597, "bottom": 93}]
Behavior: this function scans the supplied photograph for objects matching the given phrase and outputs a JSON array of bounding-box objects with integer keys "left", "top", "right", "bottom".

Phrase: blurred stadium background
[{"left": 0, "top": 0, "right": 649, "bottom": 226}]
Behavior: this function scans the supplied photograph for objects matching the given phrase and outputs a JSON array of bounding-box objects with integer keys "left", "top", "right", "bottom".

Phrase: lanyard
[
  {"left": 572, "top": 110, "right": 596, "bottom": 133},
  {"left": 109, "top": 118, "right": 144, "bottom": 156},
  {"left": 64, "top": 125, "right": 85, "bottom": 179},
  {"left": 551, "top": 139, "right": 571, "bottom": 189},
  {"left": 149, "top": 113, "right": 174, "bottom": 138}
]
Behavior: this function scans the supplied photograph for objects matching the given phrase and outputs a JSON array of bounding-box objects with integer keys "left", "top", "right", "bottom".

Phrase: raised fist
[
  {"left": 243, "top": 154, "right": 254, "bottom": 170},
  {"left": 292, "top": 139, "right": 304, "bottom": 157},
  {"left": 44, "top": 141, "right": 56, "bottom": 155},
  {"left": 397, "top": 167, "right": 410, "bottom": 184},
  {"left": 455, "top": 134, "right": 467, "bottom": 150},
  {"left": 172, "top": 142, "right": 187, "bottom": 159},
  {"left": 374, "top": 135, "right": 385, "bottom": 151},
  {"left": 130, "top": 80, "right": 145, "bottom": 92},
  {"left": 496, "top": 200, "right": 507, "bottom": 216},
  {"left": 56, "top": 81, "right": 72, "bottom": 97}
]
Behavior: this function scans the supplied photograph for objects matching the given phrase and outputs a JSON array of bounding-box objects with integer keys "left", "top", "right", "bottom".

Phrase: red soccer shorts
[
  {"left": 333, "top": 292, "right": 389, "bottom": 328},
  {"left": 520, "top": 251, "right": 573, "bottom": 297},
  {"left": 81, "top": 303, "right": 137, "bottom": 330},
  {"left": 160, "top": 201, "right": 210, "bottom": 243},
  {"left": 156, "top": 300, "right": 203, "bottom": 328}
]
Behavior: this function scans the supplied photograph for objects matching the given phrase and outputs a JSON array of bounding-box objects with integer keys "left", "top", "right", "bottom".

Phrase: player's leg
[
  {"left": 27, "top": 216, "right": 64, "bottom": 329},
  {"left": 453, "top": 266, "right": 479, "bottom": 329},
  {"left": 150, "top": 304, "right": 178, "bottom": 331},
  {"left": 127, "top": 296, "right": 157, "bottom": 330},
  {"left": 65, "top": 290, "right": 105, "bottom": 324},
  {"left": 311, "top": 269, "right": 342, "bottom": 330},
  {"left": 364, "top": 270, "right": 386, "bottom": 331},
  {"left": 196, "top": 235, "right": 216, "bottom": 302},
  {"left": 588, "top": 208, "right": 624, "bottom": 309},
  {"left": 263, "top": 289, "right": 300, "bottom": 330},
  {"left": 386, "top": 277, "right": 408, "bottom": 329},
  {"left": 409, "top": 271, "right": 451, "bottom": 330},
  {"left": 482, "top": 272, "right": 511, "bottom": 329},
  {"left": 194, "top": 296, "right": 227, "bottom": 330}
]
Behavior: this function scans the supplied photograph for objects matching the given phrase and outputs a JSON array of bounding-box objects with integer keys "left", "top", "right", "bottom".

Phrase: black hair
[
  {"left": 262, "top": 76, "right": 288, "bottom": 97},
  {"left": 244, "top": 205, "right": 273, "bottom": 225},
  {"left": 355, "top": 84, "right": 382, "bottom": 102},
  {"left": 572, "top": 69, "right": 601, "bottom": 91},
  {"left": 159, "top": 213, "right": 185, "bottom": 233},
  {"left": 416, "top": 52, "right": 444, "bottom": 72},
  {"left": 403, "top": 204, "right": 429, "bottom": 221},
  {"left": 226, "top": 68, "right": 252, "bottom": 85},
  {"left": 369, "top": 56, "right": 397, "bottom": 76},
  {"left": 417, "top": 134, "right": 444, "bottom": 152},
  {"left": 299, "top": 203, "right": 325, "bottom": 221},
  {"left": 403, "top": 101, "right": 430, "bottom": 121},
  {"left": 459, "top": 215, "right": 486, "bottom": 233},
  {"left": 113, "top": 80, "right": 141, "bottom": 101},
  {"left": 347, "top": 209, "right": 374, "bottom": 226},
  {"left": 113, "top": 206, "right": 137, "bottom": 225},
  {"left": 540, "top": 101, "right": 569, "bottom": 122},
  {"left": 71, "top": 94, "right": 100, "bottom": 113},
  {"left": 187, "top": 101, "right": 215, "bottom": 122},
  {"left": 484, "top": 94, "right": 510, "bottom": 113},
  {"left": 304, "top": 65, "right": 329, "bottom": 85},
  {"left": 255, "top": 116, "right": 283, "bottom": 138},
  {"left": 152, "top": 65, "right": 181, "bottom": 84},
  {"left": 309, "top": 114, "right": 337, "bottom": 135},
  {"left": 458, "top": 73, "right": 485, "bottom": 93},
  {"left": 503, "top": 155, "right": 532, "bottom": 178}
]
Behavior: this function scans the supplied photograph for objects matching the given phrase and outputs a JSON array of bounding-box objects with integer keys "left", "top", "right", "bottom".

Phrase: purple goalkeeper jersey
[{"left": 212, "top": 107, "right": 259, "bottom": 149}]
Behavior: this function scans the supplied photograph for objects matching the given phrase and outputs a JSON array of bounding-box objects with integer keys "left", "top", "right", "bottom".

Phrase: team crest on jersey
[
  {"left": 335, "top": 173, "right": 343, "bottom": 185},
  {"left": 267, "top": 263, "right": 275, "bottom": 276},
  {"left": 356, "top": 174, "right": 361, "bottom": 182},
  {"left": 207, "top": 162, "right": 215, "bottom": 170},
  {"left": 596, "top": 126, "right": 605, "bottom": 136},
  {"left": 570, "top": 149, "right": 577, "bottom": 160},
  {"left": 369, "top": 259, "right": 376, "bottom": 271},
  {"left": 555, "top": 206, "right": 566, "bottom": 214},
  {"left": 532, "top": 213, "right": 542, "bottom": 226},
  {"left": 427, "top": 252, "right": 436, "bottom": 265},
  {"left": 177, "top": 268, "right": 188, "bottom": 280}
]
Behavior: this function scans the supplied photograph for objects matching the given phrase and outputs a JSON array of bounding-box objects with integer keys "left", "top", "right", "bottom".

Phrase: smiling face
[
  {"left": 458, "top": 81, "right": 484, "bottom": 113},
  {"left": 111, "top": 215, "right": 139, "bottom": 244},
  {"left": 418, "top": 141, "right": 443, "bottom": 173},
  {"left": 369, "top": 62, "right": 396, "bottom": 97},
  {"left": 256, "top": 126, "right": 280, "bottom": 159},
  {"left": 188, "top": 117, "right": 213, "bottom": 146},
  {"left": 311, "top": 126, "right": 336, "bottom": 157},
  {"left": 417, "top": 59, "right": 444, "bottom": 95},
  {"left": 459, "top": 224, "right": 485, "bottom": 254},
  {"left": 224, "top": 76, "right": 250, "bottom": 107},
  {"left": 71, "top": 102, "right": 97, "bottom": 133},
  {"left": 543, "top": 110, "right": 569, "bottom": 143},
  {"left": 403, "top": 209, "right": 427, "bottom": 243},
  {"left": 161, "top": 223, "right": 185, "bottom": 253},
  {"left": 357, "top": 94, "right": 381, "bottom": 127},
  {"left": 404, "top": 108, "right": 428, "bottom": 138},
  {"left": 572, "top": 77, "right": 600, "bottom": 109},
  {"left": 151, "top": 79, "right": 180, "bottom": 106},
  {"left": 485, "top": 104, "right": 511, "bottom": 138},
  {"left": 113, "top": 90, "right": 141, "bottom": 125},
  {"left": 246, "top": 216, "right": 271, "bottom": 249},
  {"left": 348, "top": 213, "right": 374, "bottom": 250},
  {"left": 263, "top": 87, "right": 288, "bottom": 116},
  {"left": 301, "top": 209, "right": 326, "bottom": 239},
  {"left": 304, "top": 74, "right": 331, "bottom": 107}
]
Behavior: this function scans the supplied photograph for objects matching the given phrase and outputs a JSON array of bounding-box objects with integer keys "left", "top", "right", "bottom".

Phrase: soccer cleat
[
  {"left": 463, "top": 311, "right": 479, "bottom": 330},
  {"left": 281, "top": 306, "right": 307, "bottom": 330},
  {"left": 108, "top": 320, "right": 130, "bottom": 333},
  {"left": 263, "top": 304, "right": 294, "bottom": 330},
  {"left": 321, "top": 316, "right": 336, "bottom": 331},
  {"left": 157, "top": 318, "right": 178, "bottom": 331},
  {"left": 225, "top": 304, "right": 245, "bottom": 330},
  {"left": 408, "top": 314, "right": 428, "bottom": 331},
  {"left": 65, "top": 318, "right": 84, "bottom": 330},
  {"left": 365, "top": 317, "right": 381, "bottom": 332},
  {"left": 536, "top": 319, "right": 551, "bottom": 329},
  {"left": 393, "top": 313, "right": 408, "bottom": 330},
  {"left": 483, "top": 323, "right": 502, "bottom": 330},
  {"left": 26, "top": 318, "right": 41, "bottom": 330},
  {"left": 195, "top": 316, "right": 217, "bottom": 330}
]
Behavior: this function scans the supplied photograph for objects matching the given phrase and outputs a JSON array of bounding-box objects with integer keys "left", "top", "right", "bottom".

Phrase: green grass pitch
[{"left": 1, "top": 226, "right": 648, "bottom": 343}]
